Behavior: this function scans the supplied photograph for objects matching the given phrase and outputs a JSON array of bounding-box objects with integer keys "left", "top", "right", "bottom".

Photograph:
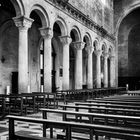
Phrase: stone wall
[{"left": 69, "top": 0, "right": 113, "bottom": 33}]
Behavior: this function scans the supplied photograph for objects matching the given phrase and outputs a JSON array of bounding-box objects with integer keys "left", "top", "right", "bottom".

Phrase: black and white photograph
[{"left": 0, "top": 0, "right": 140, "bottom": 140}]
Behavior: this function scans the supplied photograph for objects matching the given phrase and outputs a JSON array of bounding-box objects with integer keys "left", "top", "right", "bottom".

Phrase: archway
[
  {"left": 52, "top": 20, "right": 67, "bottom": 91},
  {"left": 92, "top": 40, "right": 98, "bottom": 88},
  {"left": 108, "top": 47, "right": 112, "bottom": 87},
  {"left": 101, "top": 44, "right": 106, "bottom": 87},
  {"left": 29, "top": 5, "right": 50, "bottom": 92},
  {"left": 29, "top": 11, "right": 42, "bottom": 92},
  {"left": 82, "top": 35, "right": 90, "bottom": 89},
  {"left": 118, "top": 8, "right": 140, "bottom": 90},
  {"left": 0, "top": 0, "right": 18, "bottom": 94},
  {"left": 128, "top": 24, "right": 140, "bottom": 90},
  {"left": 69, "top": 27, "right": 81, "bottom": 89}
]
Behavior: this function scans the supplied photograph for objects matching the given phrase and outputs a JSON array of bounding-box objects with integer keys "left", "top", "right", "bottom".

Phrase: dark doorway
[{"left": 11, "top": 72, "right": 18, "bottom": 94}]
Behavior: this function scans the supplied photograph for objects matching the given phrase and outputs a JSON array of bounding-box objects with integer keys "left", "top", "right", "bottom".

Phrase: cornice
[{"left": 45, "top": 0, "right": 115, "bottom": 42}]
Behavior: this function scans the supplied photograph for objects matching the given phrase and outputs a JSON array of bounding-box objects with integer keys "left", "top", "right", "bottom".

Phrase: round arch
[
  {"left": 83, "top": 32, "right": 92, "bottom": 46},
  {"left": 54, "top": 16, "right": 68, "bottom": 36},
  {"left": 10, "top": 0, "right": 25, "bottom": 16},
  {"left": 30, "top": 4, "right": 50, "bottom": 27},
  {"left": 108, "top": 45, "right": 114, "bottom": 55},
  {"left": 93, "top": 38, "right": 99, "bottom": 50},
  {"left": 101, "top": 42, "right": 107, "bottom": 54},
  {"left": 70, "top": 26, "right": 81, "bottom": 42},
  {"left": 116, "top": 4, "right": 140, "bottom": 37}
]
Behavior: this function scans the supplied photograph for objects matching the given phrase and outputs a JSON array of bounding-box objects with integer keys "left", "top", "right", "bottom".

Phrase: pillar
[
  {"left": 73, "top": 42, "right": 85, "bottom": 89},
  {"left": 110, "top": 55, "right": 116, "bottom": 87},
  {"left": 40, "top": 27, "right": 53, "bottom": 92},
  {"left": 86, "top": 46, "right": 94, "bottom": 89},
  {"left": 13, "top": 16, "right": 33, "bottom": 93},
  {"left": 94, "top": 50, "right": 102, "bottom": 88},
  {"left": 103, "top": 53, "right": 109, "bottom": 88},
  {"left": 59, "top": 36, "right": 72, "bottom": 90}
]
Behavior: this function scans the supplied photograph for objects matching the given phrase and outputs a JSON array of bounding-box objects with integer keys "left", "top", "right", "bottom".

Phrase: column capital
[
  {"left": 109, "top": 55, "right": 115, "bottom": 60},
  {"left": 72, "top": 41, "right": 85, "bottom": 50},
  {"left": 85, "top": 46, "right": 94, "bottom": 55},
  {"left": 13, "top": 16, "right": 34, "bottom": 30},
  {"left": 39, "top": 27, "right": 53, "bottom": 39},
  {"left": 103, "top": 53, "right": 109, "bottom": 59},
  {"left": 59, "top": 36, "right": 72, "bottom": 46},
  {"left": 94, "top": 50, "right": 102, "bottom": 57}
]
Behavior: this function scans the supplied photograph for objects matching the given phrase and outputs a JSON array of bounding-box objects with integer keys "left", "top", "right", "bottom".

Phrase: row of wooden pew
[
  {"left": 56, "top": 87, "right": 126, "bottom": 102},
  {"left": 0, "top": 92, "right": 59, "bottom": 118},
  {"left": 0, "top": 87, "right": 126, "bottom": 118},
  {"left": 7, "top": 93, "right": 140, "bottom": 140}
]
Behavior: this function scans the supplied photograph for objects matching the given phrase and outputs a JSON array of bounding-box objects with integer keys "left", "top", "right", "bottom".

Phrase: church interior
[{"left": 0, "top": 0, "right": 140, "bottom": 140}]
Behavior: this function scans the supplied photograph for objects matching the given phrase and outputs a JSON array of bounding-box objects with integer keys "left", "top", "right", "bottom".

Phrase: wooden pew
[
  {"left": 32, "top": 92, "right": 59, "bottom": 109},
  {"left": 2, "top": 95, "right": 28, "bottom": 116},
  {"left": 56, "top": 87, "right": 126, "bottom": 102},
  {"left": 7, "top": 115, "right": 140, "bottom": 140},
  {"left": 127, "top": 90, "right": 140, "bottom": 96},
  {"left": 59, "top": 104, "right": 140, "bottom": 116},
  {"left": 75, "top": 102, "right": 140, "bottom": 110},
  {"left": 86, "top": 99, "right": 140, "bottom": 106},
  {"left": 40, "top": 108, "right": 140, "bottom": 129},
  {"left": 102, "top": 95, "right": 140, "bottom": 100}
]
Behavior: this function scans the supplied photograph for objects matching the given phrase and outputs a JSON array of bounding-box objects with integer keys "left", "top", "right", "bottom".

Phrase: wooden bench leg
[
  {"left": 90, "top": 129, "right": 94, "bottom": 140},
  {"left": 43, "top": 124, "right": 46, "bottom": 137},
  {"left": 50, "top": 127, "right": 53, "bottom": 138},
  {"left": 95, "top": 135, "right": 98, "bottom": 140},
  {"left": 66, "top": 126, "right": 71, "bottom": 140},
  {"left": 9, "top": 118, "right": 15, "bottom": 140}
]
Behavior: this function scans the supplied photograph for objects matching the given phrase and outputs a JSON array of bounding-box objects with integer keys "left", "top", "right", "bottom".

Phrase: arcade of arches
[{"left": 1, "top": 0, "right": 140, "bottom": 94}]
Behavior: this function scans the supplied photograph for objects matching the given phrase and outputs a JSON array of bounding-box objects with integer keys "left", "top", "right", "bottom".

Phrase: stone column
[
  {"left": 73, "top": 42, "right": 85, "bottom": 89},
  {"left": 110, "top": 55, "right": 115, "bottom": 87},
  {"left": 94, "top": 50, "right": 102, "bottom": 88},
  {"left": 13, "top": 16, "right": 33, "bottom": 93},
  {"left": 40, "top": 27, "right": 53, "bottom": 92},
  {"left": 59, "top": 36, "right": 72, "bottom": 90},
  {"left": 103, "top": 53, "right": 109, "bottom": 88},
  {"left": 86, "top": 46, "right": 94, "bottom": 89}
]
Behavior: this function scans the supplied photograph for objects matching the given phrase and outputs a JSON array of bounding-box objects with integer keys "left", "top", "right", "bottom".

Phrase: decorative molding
[
  {"left": 94, "top": 50, "right": 102, "bottom": 57},
  {"left": 44, "top": 0, "right": 115, "bottom": 42},
  {"left": 72, "top": 41, "right": 85, "bottom": 50},
  {"left": 13, "top": 16, "right": 34, "bottom": 29},
  {"left": 109, "top": 55, "right": 115, "bottom": 61},
  {"left": 103, "top": 53, "right": 109, "bottom": 59},
  {"left": 85, "top": 46, "right": 94, "bottom": 55},
  {"left": 39, "top": 27, "right": 53, "bottom": 39},
  {"left": 59, "top": 36, "right": 72, "bottom": 45}
]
